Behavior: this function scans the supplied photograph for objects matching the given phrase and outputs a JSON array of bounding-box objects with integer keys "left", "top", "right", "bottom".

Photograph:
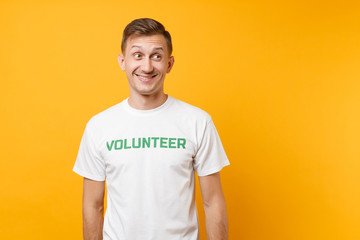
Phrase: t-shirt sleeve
[
  {"left": 73, "top": 123, "right": 106, "bottom": 181},
  {"left": 193, "top": 119, "right": 230, "bottom": 176}
]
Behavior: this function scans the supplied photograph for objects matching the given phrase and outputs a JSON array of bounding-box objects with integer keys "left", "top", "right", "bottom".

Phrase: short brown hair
[{"left": 121, "top": 18, "right": 173, "bottom": 56}]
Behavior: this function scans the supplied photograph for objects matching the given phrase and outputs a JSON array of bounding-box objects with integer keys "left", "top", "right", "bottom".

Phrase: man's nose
[{"left": 141, "top": 58, "right": 153, "bottom": 73}]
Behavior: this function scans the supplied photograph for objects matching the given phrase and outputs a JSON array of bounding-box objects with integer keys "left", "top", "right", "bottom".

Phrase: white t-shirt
[{"left": 73, "top": 95, "right": 229, "bottom": 240}]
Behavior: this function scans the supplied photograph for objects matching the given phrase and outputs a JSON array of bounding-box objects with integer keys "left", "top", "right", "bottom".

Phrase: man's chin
[
  {"left": 131, "top": 83, "right": 164, "bottom": 95},
  {"left": 133, "top": 88, "right": 161, "bottom": 96}
]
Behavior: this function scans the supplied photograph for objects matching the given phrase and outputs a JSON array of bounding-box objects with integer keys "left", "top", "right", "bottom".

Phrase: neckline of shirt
[{"left": 122, "top": 95, "right": 174, "bottom": 116}]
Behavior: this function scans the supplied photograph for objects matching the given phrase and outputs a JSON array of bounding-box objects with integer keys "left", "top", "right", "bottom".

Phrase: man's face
[{"left": 118, "top": 34, "right": 174, "bottom": 97}]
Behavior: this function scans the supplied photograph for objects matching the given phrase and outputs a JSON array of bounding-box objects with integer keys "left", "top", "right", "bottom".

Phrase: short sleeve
[
  {"left": 193, "top": 119, "right": 230, "bottom": 176},
  {"left": 73, "top": 123, "right": 106, "bottom": 181}
]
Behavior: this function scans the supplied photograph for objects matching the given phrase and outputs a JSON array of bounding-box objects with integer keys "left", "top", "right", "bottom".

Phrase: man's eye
[
  {"left": 134, "top": 53, "right": 141, "bottom": 58},
  {"left": 153, "top": 54, "right": 161, "bottom": 59}
]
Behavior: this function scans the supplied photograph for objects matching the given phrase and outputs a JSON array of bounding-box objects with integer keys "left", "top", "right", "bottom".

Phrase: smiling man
[{"left": 73, "top": 18, "right": 230, "bottom": 240}]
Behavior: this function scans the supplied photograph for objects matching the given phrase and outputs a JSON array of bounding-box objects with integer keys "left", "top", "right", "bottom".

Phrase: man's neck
[{"left": 128, "top": 92, "right": 168, "bottom": 110}]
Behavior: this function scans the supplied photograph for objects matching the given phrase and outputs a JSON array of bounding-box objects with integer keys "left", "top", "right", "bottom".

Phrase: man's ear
[
  {"left": 166, "top": 56, "right": 175, "bottom": 73},
  {"left": 118, "top": 54, "right": 125, "bottom": 71}
]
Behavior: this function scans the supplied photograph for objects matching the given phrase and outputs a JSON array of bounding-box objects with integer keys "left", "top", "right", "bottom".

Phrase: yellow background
[{"left": 1, "top": 0, "right": 359, "bottom": 239}]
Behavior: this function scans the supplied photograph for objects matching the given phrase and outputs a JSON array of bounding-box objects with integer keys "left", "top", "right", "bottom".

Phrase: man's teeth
[{"left": 137, "top": 74, "right": 156, "bottom": 80}]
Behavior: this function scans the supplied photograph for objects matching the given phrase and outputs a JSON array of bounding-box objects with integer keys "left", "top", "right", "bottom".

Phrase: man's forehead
[{"left": 127, "top": 34, "right": 167, "bottom": 50}]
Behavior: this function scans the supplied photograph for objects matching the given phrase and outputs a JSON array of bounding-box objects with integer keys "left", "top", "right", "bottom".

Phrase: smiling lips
[{"left": 135, "top": 73, "right": 158, "bottom": 82}]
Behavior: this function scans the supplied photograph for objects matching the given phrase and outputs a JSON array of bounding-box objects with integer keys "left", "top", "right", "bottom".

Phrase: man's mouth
[{"left": 135, "top": 74, "right": 158, "bottom": 82}]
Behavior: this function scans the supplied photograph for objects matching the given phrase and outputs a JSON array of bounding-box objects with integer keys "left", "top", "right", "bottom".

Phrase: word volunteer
[{"left": 106, "top": 137, "right": 186, "bottom": 151}]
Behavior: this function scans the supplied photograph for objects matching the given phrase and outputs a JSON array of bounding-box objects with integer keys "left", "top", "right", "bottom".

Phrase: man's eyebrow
[
  {"left": 153, "top": 47, "right": 164, "bottom": 51},
  {"left": 130, "top": 45, "right": 164, "bottom": 52},
  {"left": 131, "top": 45, "right": 142, "bottom": 49}
]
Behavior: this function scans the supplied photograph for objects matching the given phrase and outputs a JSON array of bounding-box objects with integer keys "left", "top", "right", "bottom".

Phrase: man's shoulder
[
  {"left": 170, "top": 96, "right": 212, "bottom": 122},
  {"left": 86, "top": 100, "right": 125, "bottom": 128}
]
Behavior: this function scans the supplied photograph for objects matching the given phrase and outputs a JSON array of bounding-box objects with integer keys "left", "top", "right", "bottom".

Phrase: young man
[{"left": 73, "top": 18, "right": 230, "bottom": 240}]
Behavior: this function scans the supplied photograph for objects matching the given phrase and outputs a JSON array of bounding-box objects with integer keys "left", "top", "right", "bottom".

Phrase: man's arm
[
  {"left": 199, "top": 172, "right": 228, "bottom": 240},
  {"left": 82, "top": 177, "right": 105, "bottom": 240}
]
